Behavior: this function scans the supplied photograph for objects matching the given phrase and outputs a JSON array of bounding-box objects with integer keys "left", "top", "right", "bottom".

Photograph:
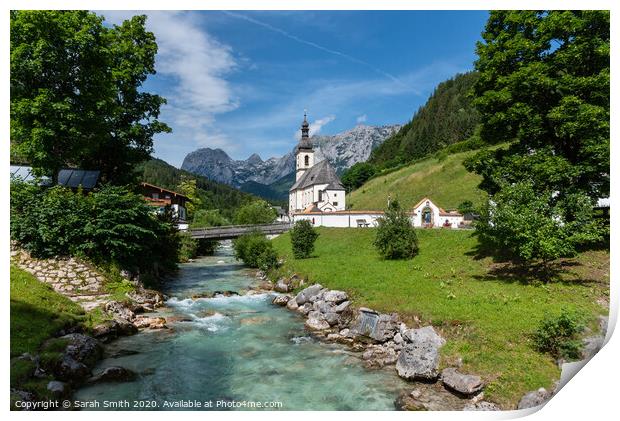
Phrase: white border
[{"left": 2, "top": 1, "right": 617, "bottom": 421}]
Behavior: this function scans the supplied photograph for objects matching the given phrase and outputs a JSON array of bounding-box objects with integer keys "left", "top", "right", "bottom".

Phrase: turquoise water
[{"left": 74, "top": 242, "right": 406, "bottom": 410}]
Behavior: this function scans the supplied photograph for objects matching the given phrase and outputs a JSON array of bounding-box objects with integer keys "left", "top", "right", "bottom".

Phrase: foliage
[
  {"left": 10, "top": 11, "right": 170, "bottom": 184},
  {"left": 10, "top": 265, "right": 84, "bottom": 357},
  {"left": 290, "top": 220, "right": 319, "bottom": 259},
  {"left": 369, "top": 72, "right": 480, "bottom": 169},
  {"left": 191, "top": 209, "right": 229, "bottom": 228},
  {"left": 178, "top": 232, "right": 199, "bottom": 263},
  {"left": 341, "top": 162, "right": 377, "bottom": 193},
  {"left": 475, "top": 182, "right": 602, "bottom": 265},
  {"left": 176, "top": 176, "right": 202, "bottom": 217},
  {"left": 533, "top": 309, "right": 584, "bottom": 360},
  {"left": 374, "top": 199, "right": 419, "bottom": 259},
  {"left": 234, "top": 200, "right": 277, "bottom": 225},
  {"left": 467, "top": 11, "right": 609, "bottom": 261},
  {"left": 136, "top": 158, "right": 256, "bottom": 221},
  {"left": 457, "top": 200, "right": 476, "bottom": 215},
  {"left": 10, "top": 181, "right": 179, "bottom": 274},
  {"left": 271, "top": 227, "right": 609, "bottom": 407},
  {"left": 233, "top": 232, "right": 278, "bottom": 271}
]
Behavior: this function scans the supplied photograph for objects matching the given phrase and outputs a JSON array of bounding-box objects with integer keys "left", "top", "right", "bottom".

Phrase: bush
[
  {"left": 10, "top": 181, "right": 179, "bottom": 275},
  {"left": 533, "top": 309, "right": 584, "bottom": 360},
  {"left": 290, "top": 220, "right": 319, "bottom": 259},
  {"left": 374, "top": 199, "right": 419, "bottom": 259},
  {"left": 234, "top": 200, "right": 277, "bottom": 225},
  {"left": 233, "top": 232, "right": 278, "bottom": 271},
  {"left": 178, "top": 233, "right": 198, "bottom": 263}
]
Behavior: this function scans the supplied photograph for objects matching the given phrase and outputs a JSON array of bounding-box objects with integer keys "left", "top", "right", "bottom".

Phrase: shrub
[
  {"left": 290, "top": 220, "right": 319, "bottom": 259},
  {"left": 10, "top": 182, "right": 179, "bottom": 276},
  {"left": 374, "top": 199, "right": 419, "bottom": 259},
  {"left": 533, "top": 309, "right": 584, "bottom": 360},
  {"left": 178, "top": 233, "right": 198, "bottom": 263},
  {"left": 233, "top": 200, "right": 277, "bottom": 225},
  {"left": 233, "top": 232, "right": 278, "bottom": 270}
]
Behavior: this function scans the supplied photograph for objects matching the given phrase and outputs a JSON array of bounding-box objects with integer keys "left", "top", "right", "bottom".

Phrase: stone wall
[{"left": 10, "top": 249, "right": 111, "bottom": 311}]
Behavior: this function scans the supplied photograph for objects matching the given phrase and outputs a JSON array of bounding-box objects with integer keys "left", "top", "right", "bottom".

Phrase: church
[{"left": 288, "top": 113, "right": 346, "bottom": 214}]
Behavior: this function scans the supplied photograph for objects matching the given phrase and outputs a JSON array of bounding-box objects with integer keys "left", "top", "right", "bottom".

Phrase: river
[{"left": 74, "top": 242, "right": 407, "bottom": 410}]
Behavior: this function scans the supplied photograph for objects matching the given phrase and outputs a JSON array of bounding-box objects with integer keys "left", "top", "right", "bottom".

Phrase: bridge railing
[{"left": 188, "top": 222, "right": 292, "bottom": 239}]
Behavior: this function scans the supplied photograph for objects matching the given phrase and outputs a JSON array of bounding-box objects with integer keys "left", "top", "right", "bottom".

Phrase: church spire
[{"left": 297, "top": 110, "right": 313, "bottom": 152}]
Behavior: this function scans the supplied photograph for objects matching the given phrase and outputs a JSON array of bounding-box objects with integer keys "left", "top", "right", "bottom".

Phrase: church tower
[{"left": 295, "top": 111, "right": 314, "bottom": 181}]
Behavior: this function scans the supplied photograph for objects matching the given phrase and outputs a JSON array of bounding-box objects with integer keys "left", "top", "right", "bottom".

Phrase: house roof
[
  {"left": 290, "top": 160, "right": 344, "bottom": 191},
  {"left": 57, "top": 169, "right": 100, "bottom": 190},
  {"left": 140, "top": 182, "right": 190, "bottom": 201}
]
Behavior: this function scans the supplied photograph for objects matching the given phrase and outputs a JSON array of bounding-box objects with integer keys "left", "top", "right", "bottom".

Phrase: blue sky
[{"left": 102, "top": 10, "right": 489, "bottom": 167}]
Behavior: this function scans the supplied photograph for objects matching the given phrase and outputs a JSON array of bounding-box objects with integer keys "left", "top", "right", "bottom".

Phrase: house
[
  {"left": 411, "top": 197, "right": 464, "bottom": 228},
  {"left": 289, "top": 113, "right": 346, "bottom": 215},
  {"left": 139, "top": 182, "right": 190, "bottom": 230}
]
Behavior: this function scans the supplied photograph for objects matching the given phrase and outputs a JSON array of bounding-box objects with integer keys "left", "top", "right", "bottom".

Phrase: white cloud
[
  {"left": 294, "top": 115, "right": 335, "bottom": 140},
  {"left": 356, "top": 114, "right": 367, "bottom": 123},
  {"left": 100, "top": 11, "right": 239, "bottom": 165}
]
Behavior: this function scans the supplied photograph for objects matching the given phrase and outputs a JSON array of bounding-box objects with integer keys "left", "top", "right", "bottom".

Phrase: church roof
[{"left": 290, "top": 159, "right": 345, "bottom": 191}]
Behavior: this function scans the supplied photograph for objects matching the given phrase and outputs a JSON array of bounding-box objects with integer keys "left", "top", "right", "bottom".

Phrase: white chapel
[{"left": 289, "top": 113, "right": 346, "bottom": 214}]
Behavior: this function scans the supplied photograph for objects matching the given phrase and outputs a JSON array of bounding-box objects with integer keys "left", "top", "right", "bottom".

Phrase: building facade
[
  {"left": 289, "top": 113, "right": 346, "bottom": 215},
  {"left": 139, "top": 182, "right": 190, "bottom": 230}
]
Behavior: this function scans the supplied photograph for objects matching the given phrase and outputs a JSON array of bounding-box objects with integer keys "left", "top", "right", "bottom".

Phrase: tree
[
  {"left": 10, "top": 11, "right": 170, "bottom": 184},
  {"left": 341, "top": 162, "right": 377, "bottom": 192},
  {"left": 233, "top": 200, "right": 277, "bottom": 225},
  {"left": 177, "top": 176, "right": 202, "bottom": 218},
  {"left": 233, "top": 232, "right": 278, "bottom": 270},
  {"left": 468, "top": 11, "right": 609, "bottom": 199},
  {"left": 466, "top": 11, "right": 609, "bottom": 259},
  {"left": 290, "top": 220, "right": 319, "bottom": 259},
  {"left": 373, "top": 199, "right": 419, "bottom": 259},
  {"left": 475, "top": 182, "right": 601, "bottom": 267},
  {"left": 457, "top": 200, "right": 475, "bottom": 215}
]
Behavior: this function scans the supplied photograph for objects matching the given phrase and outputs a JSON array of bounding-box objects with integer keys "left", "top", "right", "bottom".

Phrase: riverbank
[{"left": 270, "top": 228, "right": 610, "bottom": 408}]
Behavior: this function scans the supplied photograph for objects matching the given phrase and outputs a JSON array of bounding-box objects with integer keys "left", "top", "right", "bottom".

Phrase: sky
[{"left": 101, "top": 10, "right": 489, "bottom": 167}]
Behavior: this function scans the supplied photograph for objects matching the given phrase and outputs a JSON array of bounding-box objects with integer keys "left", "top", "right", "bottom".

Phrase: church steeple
[{"left": 295, "top": 111, "right": 315, "bottom": 181}]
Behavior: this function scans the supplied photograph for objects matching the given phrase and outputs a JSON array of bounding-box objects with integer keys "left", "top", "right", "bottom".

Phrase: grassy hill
[
  {"left": 271, "top": 228, "right": 609, "bottom": 408},
  {"left": 347, "top": 147, "right": 489, "bottom": 211}
]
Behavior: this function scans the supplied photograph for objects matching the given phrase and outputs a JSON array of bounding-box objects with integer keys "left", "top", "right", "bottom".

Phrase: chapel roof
[{"left": 290, "top": 159, "right": 345, "bottom": 191}]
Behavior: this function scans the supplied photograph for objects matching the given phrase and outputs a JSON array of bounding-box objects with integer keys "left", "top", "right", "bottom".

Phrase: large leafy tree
[
  {"left": 10, "top": 11, "right": 170, "bottom": 184},
  {"left": 466, "top": 11, "right": 609, "bottom": 260}
]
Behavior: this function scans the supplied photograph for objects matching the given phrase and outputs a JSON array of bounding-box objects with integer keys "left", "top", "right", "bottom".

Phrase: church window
[
  {"left": 333, "top": 202, "right": 338, "bottom": 206},
  {"left": 304, "top": 155, "right": 309, "bottom": 166},
  {"left": 318, "top": 191, "right": 323, "bottom": 202}
]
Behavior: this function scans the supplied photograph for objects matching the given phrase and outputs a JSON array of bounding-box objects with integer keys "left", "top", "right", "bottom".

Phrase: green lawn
[
  {"left": 347, "top": 148, "right": 489, "bottom": 211},
  {"left": 271, "top": 228, "right": 609, "bottom": 408},
  {"left": 10, "top": 265, "right": 85, "bottom": 357}
]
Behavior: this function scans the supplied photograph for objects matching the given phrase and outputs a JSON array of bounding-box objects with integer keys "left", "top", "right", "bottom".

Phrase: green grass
[
  {"left": 10, "top": 265, "right": 85, "bottom": 358},
  {"left": 271, "top": 228, "right": 609, "bottom": 408},
  {"left": 348, "top": 148, "right": 491, "bottom": 211}
]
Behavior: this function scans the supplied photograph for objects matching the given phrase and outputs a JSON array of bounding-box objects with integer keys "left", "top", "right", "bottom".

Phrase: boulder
[
  {"left": 305, "top": 317, "right": 330, "bottom": 331},
  {"left": 60, "top": 333, "right": 103, "bottom": 367},
  {"left": 394, "top": 384, "right": 472, "bottom": 411},
  {"left": 464, "top": 401, "right": 501, "bottom": 411},
  {"left": 362, "top": 344, "right": 399, "bottom": 368},
  {"left": 517, "top": 387, "right": 553, "bottom": 409},
  {"left": 286, "top": 297, "right": 299, "bottom": 311},
  {"left": 133, "top": 316, "right": 167, "bottom": 329},
  {"left": 91, "top": 319, "right": 137, "bottom": 341},
  {"left": 323, "top": 312, "right": 341, "bottom": 326},
  {"left": 272, "top": 295, "right": 292, "bottom": 306},
  {"left": 274, "top": 278, "right": 291, "bottom": 293},
  {"left": 323, "top": 290, "right": 348, "bottom": 304},
  {"left": 126, "top": 288, "right": 165, "bottom": 308},
  {"left": 297, "top": 303, "right": 313, "bottom": 315},
  {"left": 333, "top": 300, "right": 351, "bottom": 313},
  {"left": 46, "top": 380, "right": 70, "bottom": 398},
  {"left": 88, "top": 366, "right": 137, "bottom": 383},
  {"left": 350, "top": 308, "right": 400, "bottom": 342},
  {"left": 295, "top": 284, "right": 323, "bottom": 305},
  {"left": 55, "top": 355, "right": 91, "bottom": 383},
  {"left": 396, "top": 326, "right": 445, "bottom": 380},
  {"left": 441, "top": 368, "right": 484, "bottom": 396}
]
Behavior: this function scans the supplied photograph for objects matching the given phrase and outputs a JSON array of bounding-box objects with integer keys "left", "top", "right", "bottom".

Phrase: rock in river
[
  {"left": 88, "top": 366, "right": 137, "bottom": 383},
  {"left": 272, "top": 294, "right": 292, "bottom": 306}
]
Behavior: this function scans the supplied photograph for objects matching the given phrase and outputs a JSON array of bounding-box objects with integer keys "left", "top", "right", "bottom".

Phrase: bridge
[{"left": 188, "top": 222, "right": 292, "bottom": 240}]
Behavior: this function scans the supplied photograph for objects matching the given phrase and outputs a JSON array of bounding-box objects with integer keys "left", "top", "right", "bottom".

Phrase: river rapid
[{"left": 75, "top": 242, "right": 407, "bottom": 410}]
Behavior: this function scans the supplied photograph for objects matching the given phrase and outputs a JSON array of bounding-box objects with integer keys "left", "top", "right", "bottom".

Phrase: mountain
[
  {"left": 135, "top": 158, "right": 258, "bottom": 220},
  {"left": 368, "top": 72, "right": 480, "bottom": 170},
  {"left": 181, "top": 124, "right": 401, "bottom": 199}
]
